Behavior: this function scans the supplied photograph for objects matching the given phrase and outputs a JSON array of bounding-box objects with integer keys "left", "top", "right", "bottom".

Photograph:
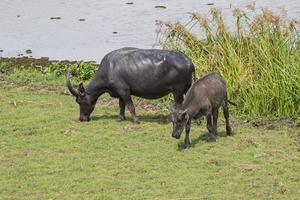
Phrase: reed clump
[{"left": 156, "top": 5, "right": 300, "bottom": 119}]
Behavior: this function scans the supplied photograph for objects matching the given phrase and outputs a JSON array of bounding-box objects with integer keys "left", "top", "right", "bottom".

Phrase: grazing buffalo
[
  {"left": 169, "top": 72, "right": 235, "bottom": 148},
  {"left": 67, "top": 47, "right": 195, "bottom": 123}
]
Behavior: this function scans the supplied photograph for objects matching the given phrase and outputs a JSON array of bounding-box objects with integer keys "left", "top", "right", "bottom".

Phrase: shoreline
[{"left": 0, "top": 56, "right": 98, "bottom": 72}]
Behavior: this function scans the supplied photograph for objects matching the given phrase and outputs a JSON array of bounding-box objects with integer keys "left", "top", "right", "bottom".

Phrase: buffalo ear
[
  {"left": 179, "top": 109, "right": 189, "bottom": 121},
  {"left": 78, "top": 83, "right": 86, "bottom": 96}
]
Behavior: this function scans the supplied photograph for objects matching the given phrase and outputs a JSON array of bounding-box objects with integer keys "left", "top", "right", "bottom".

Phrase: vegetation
[
  {"left": 45, "top": 61, "right": 97, "bottom": 81},
  {"left": 2, "top": 6, "right": 300, "bottom": 121},
  {"left": 0, "top": 69, "right": 299, "bottom": 199},
  {"left": 1, "top": 5, "right": 300, "bottom": 199},
  {"left": 0, "top": 57, "right": 97, "bottom": 81},
  {"left": 156, "top": 6, "right": 300, "bottom": 120}
]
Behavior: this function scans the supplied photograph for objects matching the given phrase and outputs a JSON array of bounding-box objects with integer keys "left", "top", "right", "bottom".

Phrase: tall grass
[{"left": 156, "top": 5, "right": 300, "bottom": 119}]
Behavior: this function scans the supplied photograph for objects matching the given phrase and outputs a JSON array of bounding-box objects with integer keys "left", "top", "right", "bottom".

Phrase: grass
[
  {"left": 1, "top": 69, "right": 300, "bottom": 199},
  {"left": 0, "top": 57, "right": 97, "bottom": 81},
  {"left": 156, "top": 6, "right": 300, "bottom": 120}
]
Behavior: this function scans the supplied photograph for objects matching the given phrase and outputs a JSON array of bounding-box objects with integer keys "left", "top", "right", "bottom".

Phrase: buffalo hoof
[
  {"left": 226, "top": 127, "right": 233, "bottom": 136},
  {"left": 183, "top": 143, "right": 190, "bottom": 149},
  {"left": 208, "top": 136, "right": 216, "bottom": 142},
  {"left": 116, "top": 115, "right": 125, "bottom": 122}
]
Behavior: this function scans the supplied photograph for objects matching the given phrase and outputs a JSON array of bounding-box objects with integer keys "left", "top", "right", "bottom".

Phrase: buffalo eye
[{"left": 176, "top": 116, "right": 183, "bottom": 123}]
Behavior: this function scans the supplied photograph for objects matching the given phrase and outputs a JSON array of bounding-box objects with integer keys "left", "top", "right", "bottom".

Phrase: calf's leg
[
  {"left": 206, "top": 113, "right": 216, "bottom": 142},
  {"left": 183, "top": 120, "right": 191, "bottom": 149},
  {"left": 212, "top": 109, "right": 219, "bottom": 136}
]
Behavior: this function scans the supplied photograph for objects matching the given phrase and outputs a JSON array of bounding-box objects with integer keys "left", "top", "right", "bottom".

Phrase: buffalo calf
[{"left": 170, "top": 72, "right": 234, "bottom": 148}]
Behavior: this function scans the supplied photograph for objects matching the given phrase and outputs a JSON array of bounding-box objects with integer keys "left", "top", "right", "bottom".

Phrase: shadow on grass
[
  {"left": 91, "top": 113, "right": 169, "bottom": 124},
  {"left": 177, "top": 130, "right": 231, "bottom": 151}
]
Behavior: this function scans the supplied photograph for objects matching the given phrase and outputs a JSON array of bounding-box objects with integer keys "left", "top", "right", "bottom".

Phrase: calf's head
[
  {"left": 67, "top": 69, "right": 95, "bottom": 122},
  {"left": 169, "top": 103, "right": 189, "bottom": 139}
]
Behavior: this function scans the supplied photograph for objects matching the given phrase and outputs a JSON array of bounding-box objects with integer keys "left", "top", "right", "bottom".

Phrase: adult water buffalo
[{"left": 67, "top": 47, "right": 195, "bottom": 123}]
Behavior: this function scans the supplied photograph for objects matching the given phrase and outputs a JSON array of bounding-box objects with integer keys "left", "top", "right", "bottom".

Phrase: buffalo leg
[
  {"left": 223, "top": 100, "right": 232, "bottom": 135},
  {"left": 117, "top": 98, "right": 126, "bottom": 121},
  {"left": 206, "top": 113, "right": 216, "bottom": 142},
  {"left": 172, "top": 91, "right": 184, "bottom": 105},
  {"left": 122, "top": 95, "right": 140, "bottom": 124},
  {"left": 183, "top": 120, "right": 191, "bottom": 149}
]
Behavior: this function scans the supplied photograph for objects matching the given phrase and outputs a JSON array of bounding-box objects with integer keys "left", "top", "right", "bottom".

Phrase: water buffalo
[
  {"left": 67, "top": 47, "right": 195, "bottom": 123},
  {"left": 169, "top": 72, "right": 235, "bottom": 148}
]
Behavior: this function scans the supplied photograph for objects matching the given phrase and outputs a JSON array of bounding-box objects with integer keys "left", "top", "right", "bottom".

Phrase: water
[{"left": 0, "top": 0, "right": 299, "bottom": 63}]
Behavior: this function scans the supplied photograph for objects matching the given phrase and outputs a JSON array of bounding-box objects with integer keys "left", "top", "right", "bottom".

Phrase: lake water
[{"left": 0, "top": 0, "right": 299, "bottom": 63}]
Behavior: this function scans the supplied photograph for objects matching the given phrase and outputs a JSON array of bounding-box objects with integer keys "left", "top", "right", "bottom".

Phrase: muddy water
[{"left": 0, "top": 0, "right": 299, "bottom": 63}]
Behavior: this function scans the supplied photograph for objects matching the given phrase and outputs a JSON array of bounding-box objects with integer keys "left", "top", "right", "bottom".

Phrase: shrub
[
  {"left": 156, "top": 6, "right": 300, "bottom": 119},
  {"left": 46, "top": 61, "right": 97, "bottom": 81}
]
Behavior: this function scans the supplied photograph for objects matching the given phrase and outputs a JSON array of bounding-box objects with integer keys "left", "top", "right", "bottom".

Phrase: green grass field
[{"left": 0, "top": 70, "right": 299, "bottom": 199}]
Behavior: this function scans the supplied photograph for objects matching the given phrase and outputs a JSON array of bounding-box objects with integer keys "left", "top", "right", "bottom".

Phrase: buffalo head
[
  {"left": 169, "top": 103, "right": 189, "bottom": 139},
  {"left": 66, "top": 68, "right": 96, "bottom": 121}
]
